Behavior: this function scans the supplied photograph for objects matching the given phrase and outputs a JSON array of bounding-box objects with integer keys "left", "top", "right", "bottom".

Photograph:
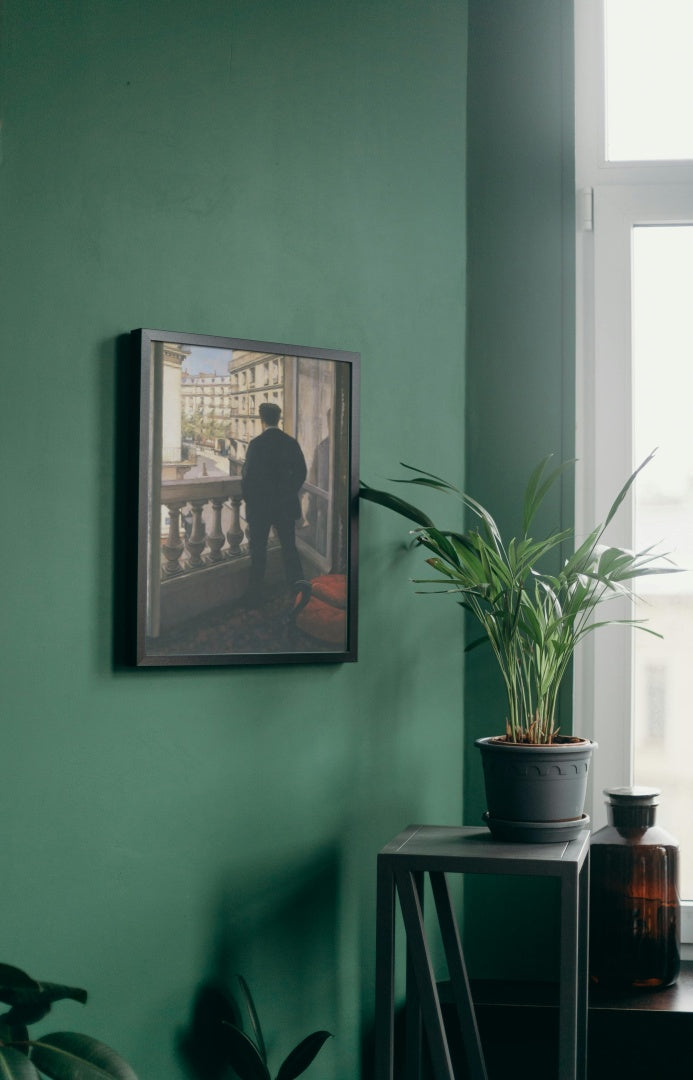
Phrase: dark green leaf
[
  {"left": 0, "top": 1047, "right": 42, "bottom": 1080},
  {"left": 219, "top": 1026, "right": 270, "bottom": 1080},
  {"left": 398, "top": 462, "right": 460, "bottom": 490},
  {"left": 463, "top": 635, "right": 489, "bottom": 654},
  {"left": 359, "top": 484, "right": 434, "bottom": 528},
  {"left": 518, "top": 601, "right": 544, "bottom": 646},
  {"left": 235, "top": 976, "right": 266, "bottom": 1064},
  {"left": 177, "top": 978, "right": 244, "bottom": 1078},
  {"left": 425, "top": 528, "right": 462, "bottom": 566},
  {"left": 0, "top": 1023, "right": 29, "bottom": 1049},
  {"left": 275, "top": 1032, "right": 332, "bottom": 1080},
  {"left": 0, "top": 968, "right": 39, "bottom": 994},
  {"left": 424, "top": 557, "right": 457, "bottom": 580},
  {"left": 394, "top": 476, "right": 455, "bottom": 493},
  {"left": 415, "top": 533, "right": 458, "bottom": 566},
  {"left": 0, "top": 969, "right": 87, "bottom": 1027},
  {"left": 29, "top": 1034, "right": 136, "bottom": 1080}
]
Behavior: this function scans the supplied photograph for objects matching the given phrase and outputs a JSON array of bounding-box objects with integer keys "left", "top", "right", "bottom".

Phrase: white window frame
[{"left": 575, "top": 0, "right": 693, "bottom": 947}]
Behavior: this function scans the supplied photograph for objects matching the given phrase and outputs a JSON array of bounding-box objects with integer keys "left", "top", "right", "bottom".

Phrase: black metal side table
[{"left": 374, "top": 824, "right": 590, "bottom": 1080}]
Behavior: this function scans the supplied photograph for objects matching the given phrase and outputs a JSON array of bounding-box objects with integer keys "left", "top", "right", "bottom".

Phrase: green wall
[
  {"left": 0, "top": 0, "right": 578, "bottom": 1065},
  {"left": 463, "top": 0, "right": 576, "bottom": 978},
  {"left": 0, "top": 3, "right": 466, "bottom": 1079}
]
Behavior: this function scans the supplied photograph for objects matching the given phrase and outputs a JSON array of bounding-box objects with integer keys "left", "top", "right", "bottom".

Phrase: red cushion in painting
[
  {"left": 310, "top": 574, "right": 347, "bottom": 609},
  {"left": 296, "top": 595, "right": 346, "bottom": 644}
]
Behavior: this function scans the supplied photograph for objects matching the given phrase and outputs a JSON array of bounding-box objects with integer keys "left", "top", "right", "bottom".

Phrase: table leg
[
  {"left": 374, "top": 854, "right": 396, "bottom": 1080},
  {"left": 577, "top": 853, "right": 590, "bottom": 1080},
  {"left": 559, "top": 870, "right": 580, "bottom": 1080},
  {"left": 395, "top": 868, "right": 455, "bottom": 1080},
  {"left": 429, "top": 872, "right": 488, "bottom": 1080},
  {"left": 405, "top": 871, "right": 424, "bottom": 1080}
]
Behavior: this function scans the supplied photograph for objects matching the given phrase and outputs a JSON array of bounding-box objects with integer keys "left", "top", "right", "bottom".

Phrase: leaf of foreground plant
[
  {"left": 0, "top": 967, "right": 40, "bottom": 993},
  {"left": 219, "top": 1025, "right": 270, "bottom": 1080},
  {"left": 275, "top": 1031, "right": 332, "bottom": 1080},
  {"left": 0, "top": 969, "right": 88, "bottom": 1007},
  {"left": 0, "top": 1019, "right": 30, "bottom": 1046},
  {"left": 0, "top": 966, "right": 88, "bottom": 1027},
  {"left": 235, "top": 975, "right": 267, "bottom": 1064},
  {"left": 0, "top": 1047, "right": 42, "bottom": 1080},
  {"left": 29, "top": 1034, "right": 137, "bottom": 1080}
]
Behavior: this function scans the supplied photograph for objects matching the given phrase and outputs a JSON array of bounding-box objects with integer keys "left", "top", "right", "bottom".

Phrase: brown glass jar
[{"left": 589, "top": 787, "right": 680, "bottom": 990}]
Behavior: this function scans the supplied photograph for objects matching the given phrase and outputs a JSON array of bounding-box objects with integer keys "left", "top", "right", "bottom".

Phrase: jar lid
[{"left": 603, "top": 786, "right": 660, "bottom": 805}]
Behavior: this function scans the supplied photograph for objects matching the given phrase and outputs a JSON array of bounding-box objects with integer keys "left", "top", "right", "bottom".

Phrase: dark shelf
[
  {"left": 589, "top": 959, "right": 693, "bottom": 1013},
  {"left": 434, "top": 963, "right": 693, "bottom": 1080},
  {"left": 461, "top": 959, "right": 693, "bottom": 1015}
]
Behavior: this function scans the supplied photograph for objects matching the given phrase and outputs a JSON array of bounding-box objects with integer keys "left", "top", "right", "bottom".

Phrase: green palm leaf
[
  {"left": 361, "top": 451, "right": 679, "bottom": 742},
  {"left": 359, "top": 483, "right": 434, "bottom": 528},
  {"left": 522, "top": 456, "right": 574, "bottom": 535},
  {"left": 603, "top": 450, "right": 656, "bottom": 530},
  {"left": 398, "top": 462, "right": 461, "bottom": 490}
]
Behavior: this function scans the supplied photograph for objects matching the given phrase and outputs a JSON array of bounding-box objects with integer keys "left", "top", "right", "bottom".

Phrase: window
[
  {"left": 604, "top": 0, "right": 693, "bottom": 161},
  {"left": 576, "top": 0, "right": 693, "bottom": 944},
  {"left": 641, "top": 663, "right": 667, "bottom": 744}
]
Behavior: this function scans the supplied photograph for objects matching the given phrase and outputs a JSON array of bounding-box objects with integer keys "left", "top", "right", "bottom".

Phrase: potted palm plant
[{"left": 361, "top": 452, "right": 678, "bottom": 841}]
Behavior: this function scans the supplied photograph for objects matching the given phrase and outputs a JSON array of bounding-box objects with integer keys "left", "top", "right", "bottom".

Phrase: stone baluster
[
  {"left": 226, "top": 495, "right": 245, "bottom": 556},
  {"left": 185, "top": 500, "right": 207, "bottom": 567},
  {"left": 162, "top": 501, "right": 185, "bottom": 575},
  {"left": 206, "top": 497, "right": 226, "bottom": 562}
]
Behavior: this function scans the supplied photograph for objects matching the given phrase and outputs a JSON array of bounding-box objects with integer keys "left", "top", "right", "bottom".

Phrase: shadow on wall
[{"left": 177, "top": 846, "right": 340, "bottom": 1080}]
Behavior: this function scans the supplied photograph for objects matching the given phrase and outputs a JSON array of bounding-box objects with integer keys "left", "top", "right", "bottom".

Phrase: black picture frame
[{"left": 133, "top": 328, "right": 359, "bottom": 666}]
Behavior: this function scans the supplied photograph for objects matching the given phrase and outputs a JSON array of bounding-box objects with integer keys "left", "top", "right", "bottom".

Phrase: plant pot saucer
[{"left": 482, "top": 810, "right": 590, "bottom": 844}]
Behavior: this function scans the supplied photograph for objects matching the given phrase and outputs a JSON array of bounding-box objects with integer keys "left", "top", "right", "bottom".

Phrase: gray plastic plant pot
[{"left": 475, "top": 735, "right": 597, "bottom": 843}]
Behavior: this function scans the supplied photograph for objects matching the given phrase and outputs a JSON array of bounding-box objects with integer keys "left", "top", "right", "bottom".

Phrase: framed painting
[{"left": 133, "top": 328, "right": 359, "bottom": 665}]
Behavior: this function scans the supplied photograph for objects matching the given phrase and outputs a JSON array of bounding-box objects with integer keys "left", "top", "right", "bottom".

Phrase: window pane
[
  {"left": 605, "top": 0, "right": 693, "bottom": 161},
  {"left": 632, "top": 225, "right": 693, "bottom": 896}
]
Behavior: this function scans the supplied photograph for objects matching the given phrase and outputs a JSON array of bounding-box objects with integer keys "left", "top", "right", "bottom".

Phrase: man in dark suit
[{"left": 241, "top": 402, "right": 307, "bottom": 600}]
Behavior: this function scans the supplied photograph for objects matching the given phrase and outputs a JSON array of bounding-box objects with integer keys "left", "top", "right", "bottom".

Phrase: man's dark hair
[{"left": 259, "top": 402, "right": 281, "bottom": 426}]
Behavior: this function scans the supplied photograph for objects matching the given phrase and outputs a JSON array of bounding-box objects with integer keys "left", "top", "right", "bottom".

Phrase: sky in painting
[{"left": 180, "top": 345, "right": 233, "bottom": 376}]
